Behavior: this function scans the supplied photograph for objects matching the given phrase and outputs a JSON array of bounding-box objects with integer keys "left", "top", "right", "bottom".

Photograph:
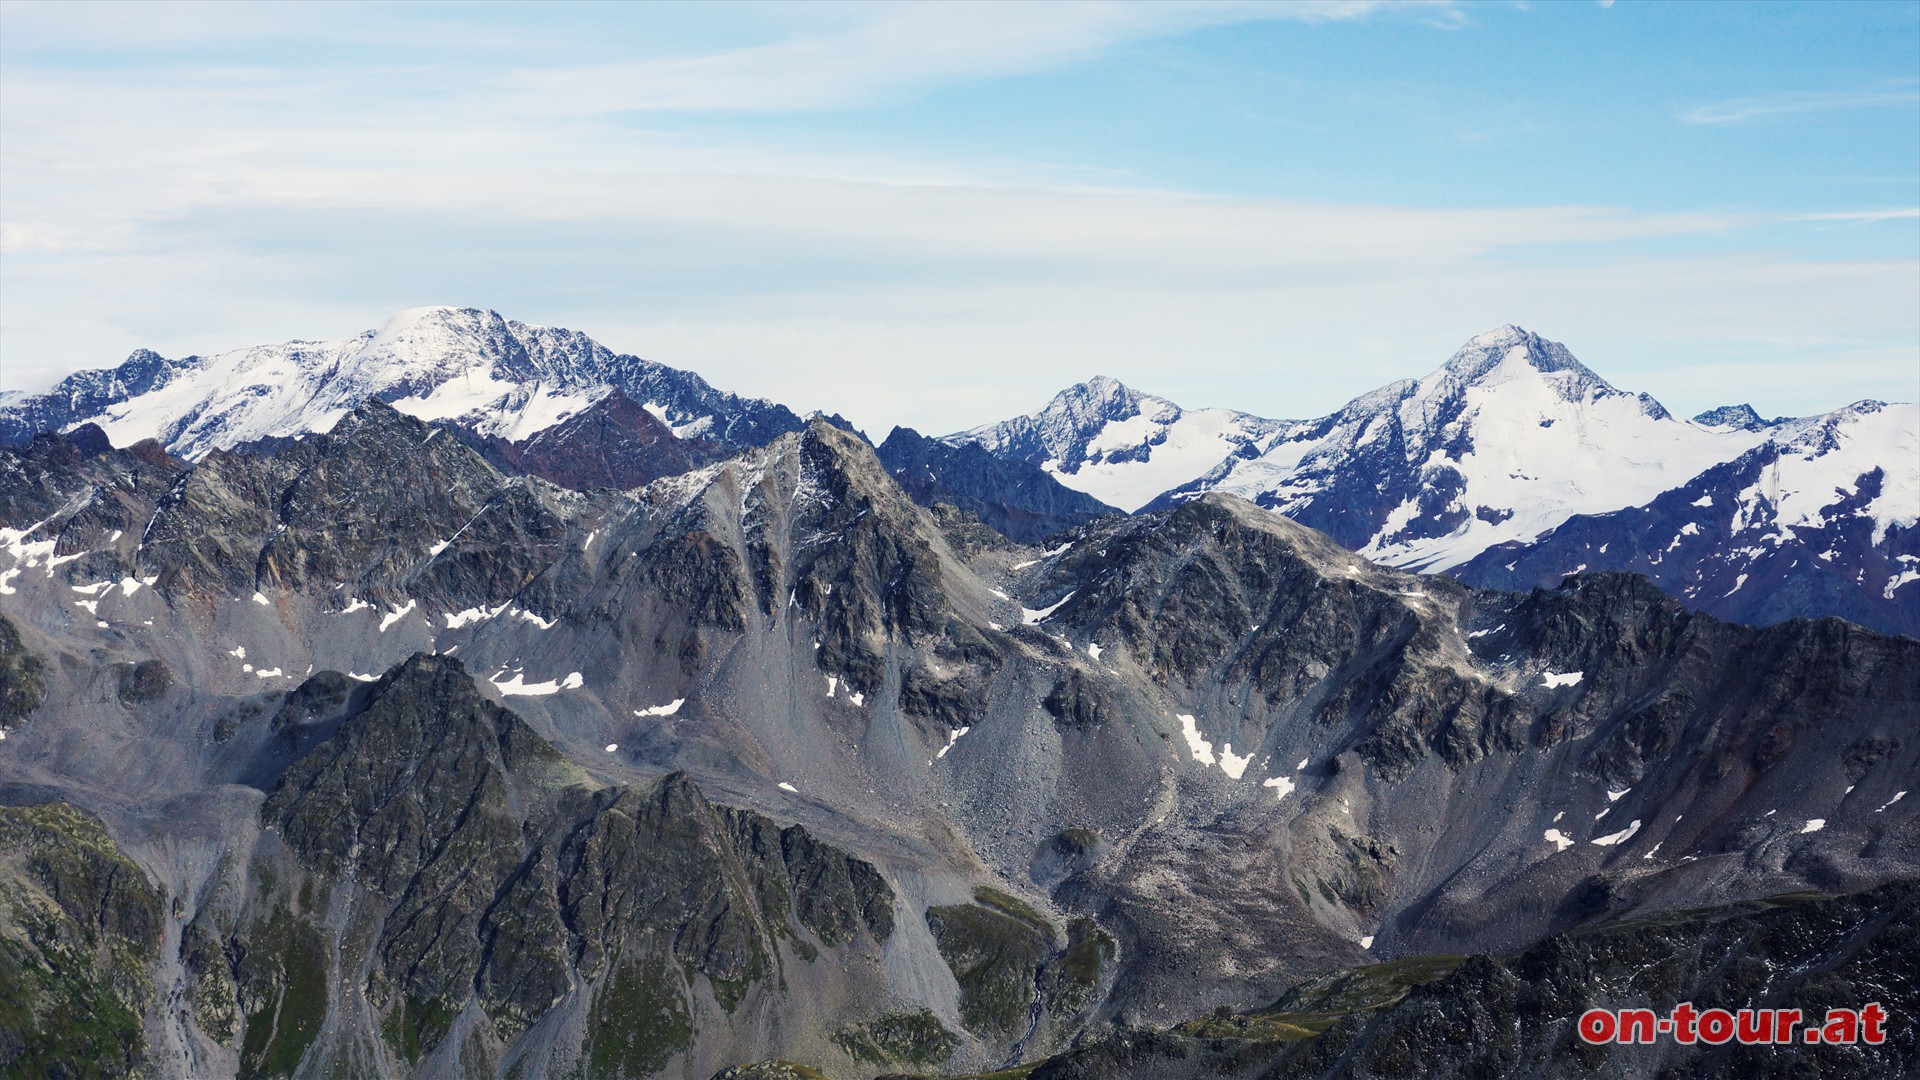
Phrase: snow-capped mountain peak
[
  {"left": 947, "top": 376, "right": 1286, "bottom": 513},
  {"left": 0, "top": 307, "right": 809, "bottom": 459},
  {"left": 1160, "top": 326, "right": 1770, "bottom": 571}
]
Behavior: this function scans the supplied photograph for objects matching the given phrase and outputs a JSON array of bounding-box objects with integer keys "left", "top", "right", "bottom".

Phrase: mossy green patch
[
  {"left": 1176, "top": 953, "right": 1467, "bottom": 1042},
  {"left": 926, "top": 900, "right": 1053, "bottom": 1038},
  {"left": 587, "top": 950, "right": 692, "bottom": 1078},
  {"left": 0, "top": 614, "right": 49, "bottom": 725},
  {"left": 380, "top": 992, "right": 457, "bottom": 1068},
  {"left": 831, "top": 1008, "right": 959, "bottom": 1066},
  {"left": 1040, "top": 917, "right": 1114, "bottom": 1017},
  {"left": 973, "top": 886, "right": 1050, "bottom": 932},
  {"left": 0, "top": 802, "right": 163, "bottom": 1079},
  {"left": 237, "top": 906, "right": 330, "bottom": 1078}
]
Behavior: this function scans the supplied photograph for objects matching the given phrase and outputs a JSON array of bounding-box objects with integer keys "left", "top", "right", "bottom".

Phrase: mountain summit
[
  {"left": 946, "top": 375, "right": 1286, "bottom": 512},
  {"left": 0, "top": 306, "right": 810, "bottom": 459}
]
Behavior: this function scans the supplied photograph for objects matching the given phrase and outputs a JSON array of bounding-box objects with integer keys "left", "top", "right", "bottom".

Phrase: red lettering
[
  {"left": 1698, "top": 1008, "right": 1735, "bottom": 1044},
  {"left": 1735, "top": 1008, "right": 1770, "bottom": 1044},
  {"left": 1618, "top": 1008, "right": 1657, "bottom": 1044},
  {"left": 1823, "top": 1009, "right": 1859, "bottom": 1045},
  {"left": 1671, "top": 1002, "right": 1698, "bottom": 1044},
  {"left": 1861, "top": 1003, "right": 1887, "bottom": 1045},
  {"left": 1773, "top": 1008, "right": 1803, "bottom": 1044},
  {"left": 1578, "top": 1009, "right": 1616, "bottom": 1044}
]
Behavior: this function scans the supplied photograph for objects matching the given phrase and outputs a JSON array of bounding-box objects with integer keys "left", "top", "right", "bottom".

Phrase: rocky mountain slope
[
  {"left": 980, "top": 881, "right": 1917, "bottom": 1079},
  {"left": 0, "top": 404, "right": 1915, "bottom": 1078},
  {"left": 0, "top": 306, "right": 814, "bottom": 459}
]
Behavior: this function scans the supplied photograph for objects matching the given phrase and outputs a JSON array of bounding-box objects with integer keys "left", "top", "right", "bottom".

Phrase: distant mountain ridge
[
  {"left": 0, "top": 306, "right": 814, "bottom": 459},
  {"left": 951, "top": 326, "right": 1917, "bottom": 637},
  {"left": 946, "top": 374, "right": 1287, "bottom": 513},
  {"left": 3, "top": 311, "right": 1913, "bottom": 635}
]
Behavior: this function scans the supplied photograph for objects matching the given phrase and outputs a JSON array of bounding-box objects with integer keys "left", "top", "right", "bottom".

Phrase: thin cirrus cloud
[
  {"left": 1681, "top": 85, "right": 1920, "bottom": 125},
  {"left": 505, "top": 2, "right": 1439, "bottom": 114}
]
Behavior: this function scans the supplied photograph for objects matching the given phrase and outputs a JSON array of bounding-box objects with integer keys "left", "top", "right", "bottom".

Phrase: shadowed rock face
[
  {"left": 456, "top": 389, "right": 733, "bottom": 492},
  {"left": 250, "top": 653, "right": 896, "bottom": 1076},
  {"left": 1, "top": 407, "right": 1916, "bottom": 1079},
  {"left": 876, "top": 425, "right": 1120, "bottom": 544},
  {"left": 1004, "top": 881, "right": 1919, "bottom": 1080}
]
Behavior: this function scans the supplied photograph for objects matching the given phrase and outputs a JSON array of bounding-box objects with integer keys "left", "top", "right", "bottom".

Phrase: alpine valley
[{"left": 0, "top": 308, "right": 1915, "bottom": 1080}]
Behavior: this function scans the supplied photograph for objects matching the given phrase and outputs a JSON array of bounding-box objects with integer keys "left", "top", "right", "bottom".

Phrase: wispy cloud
[
  {"left": 0, "top": 1, "right": 1913, "bottom": 429},
  {"left": 1681, "top": 85, "right": 1920, "bottom": 125},
  {"left": 1795, "top": 208, "right": 1920, "bottom": 224}
]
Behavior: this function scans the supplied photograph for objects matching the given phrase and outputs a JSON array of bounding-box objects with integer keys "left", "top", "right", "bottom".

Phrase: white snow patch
[
  {"left": 228, "top": 645, "right": 246, "bottom": 659},
  {"left": 491, "top": 672, "right": 561, "bottom": 696},
  {"left": 604, "top": 744, "right": 618, "bottom": 752},
  {"left": 1800, "top": 819, "right": 1826, "bottom": 834},
  {"left": 347, "top": 672, "right": 379, "bottom": 682},
  {"left": 778, "top": 782, "right": 798, "bottom": 793},
  {"left": 1087, "top": 642, "right": 1103, "bottom": 660},
  {"left": 515, "top": 608, "right": 557, "bottom": 630},
  {"left": 340, "top": 597, "right": 371, "bottom": 614},
  {"left": 429, "top": 540, "right": 450, "bottom": 558},
  {"left": 1606, "top": 788, "right": 1630, "bottom": 802},
  {"left": 1544, "top": 829, "right": 1574, "bottom": 852},
  {"left": 1176, "top": 714, "right": 1214, "bottom": 766},
  {"left": 1359, "top": 936, "right": 1374, "bottom": 950},
  {"left": 826, "top": 675, "right": 837, "bottom": 698},
  {"left": 1022, "top": 591, "right": 1075, "bottom": 625},
  {"left": 1877, "top": 791, "right": 1907, "bottom": 812},
  {"left": 848, "top": 691, "right": 865, "bottom": 707},
  {"left": 1262, "top": 775, "right": 1296, "bottom": 800},
  {"left": 444, "top": 605, "right": 503, "bottom": 629},
  {"left": 1691, "top": 494, "right": 1714, "bottom": 508},
  {"left": 636, "top": 698, "right": 685, "bottom": 717},
  {"left": 251, "top": 592, "right": 270, "bottom": 606},
  {"left": 1591, "top": 819, "right": 1642, "bottom": 847},
  {"left": 1296, "top": 757, "right": 1309, "bottom": 771},
  {"left": 71, "top": 581, "right": 113, "bottom": 595},
  {"left": 1217, "top": 743, "right": 1252, "bottom": 780},
  {"left": 559, "top": 672, "right": 584, "bottom": 690},
  {"left": 255, "top": 667, "right": 282, "bottom": 678},
  {"left": 937, "top": 726, "right": 971, "bottom": 759},
  {"left": 1541, "top": 670, "right": 1584, "bottom": 688},
  {"left": 379, "top": 600, "right": 417, "bottom": 632}
]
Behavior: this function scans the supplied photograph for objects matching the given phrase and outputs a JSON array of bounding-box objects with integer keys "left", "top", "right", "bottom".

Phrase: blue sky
[{"left": 2, "top": 0, "right": 1915, "bottom": 434}]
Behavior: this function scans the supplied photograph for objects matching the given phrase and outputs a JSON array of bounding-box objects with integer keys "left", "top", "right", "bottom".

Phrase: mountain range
[
  {"left": 4, "top": 311, "right": 1911, "bottom": 637},
  {"left": 0, "top": 310, "right": 1915, "bottom": 1079}
]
